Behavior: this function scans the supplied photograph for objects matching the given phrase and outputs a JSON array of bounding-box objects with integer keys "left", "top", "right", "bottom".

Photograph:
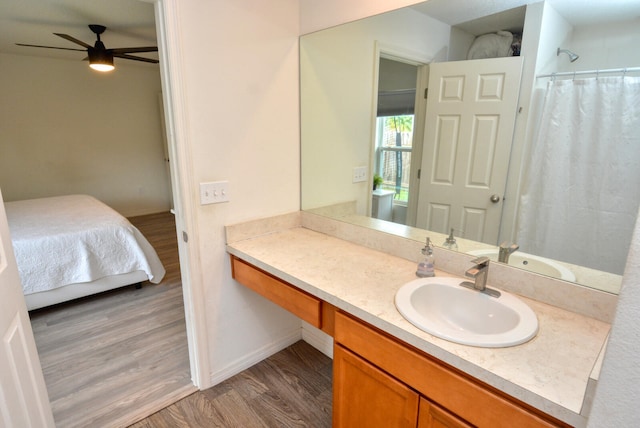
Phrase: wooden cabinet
[
  {"left": 230, "top": 258, "right": 568, "bottom": 428},
  {"left": 334, "top": 311, "right": 567, "bottom": 428},
  {"left": 333, "top": 344, "right": 472, "bottom": 428},
  {"left": 333, "top": 345, "right": 419, "bottom": 427},
  {"left": 418, "top": 398, "right": 473, "bottom": 428}
]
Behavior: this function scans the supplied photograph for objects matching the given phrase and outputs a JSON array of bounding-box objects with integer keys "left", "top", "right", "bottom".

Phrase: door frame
[
  {"left": 371, "top": 41, "right": 431, "bottom": 224},
  {"left": 144, "top": 0, "right": 211, "bottom": 388}
]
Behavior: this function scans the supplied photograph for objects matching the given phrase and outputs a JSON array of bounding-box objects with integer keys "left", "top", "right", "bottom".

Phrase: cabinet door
[
  {"left": 418, "top": 397, "right": 473, "bottom": 428},
  {"left": 333, "top": 344, "right": 419, "bottom": 428}
]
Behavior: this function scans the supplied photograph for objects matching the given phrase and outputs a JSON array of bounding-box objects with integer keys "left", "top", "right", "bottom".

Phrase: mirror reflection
[{"left": 301, "top": 0, "right": 640, "bottom": 294}]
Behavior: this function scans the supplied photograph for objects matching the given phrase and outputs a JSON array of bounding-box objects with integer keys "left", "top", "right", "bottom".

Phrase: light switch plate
[
  {"left": 200, "top": 181, "right": 230, "bottom": 205},
  {"left": 353, "top": 166, "right": 368, "bottom": 183}
]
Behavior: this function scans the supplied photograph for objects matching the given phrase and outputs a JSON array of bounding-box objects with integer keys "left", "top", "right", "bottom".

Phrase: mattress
[{"left": 5, "top": 194, "right": 166, "bottom": 296}]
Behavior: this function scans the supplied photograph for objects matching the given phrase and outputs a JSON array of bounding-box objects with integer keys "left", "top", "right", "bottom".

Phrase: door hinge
[
  {"left": 417, "top": 169, "right": 421, "bottom": 179},
  {"left": 182, "top": 231, "right": 189, "bottom": 243},
  {"left": 424, "top": 88, "right": 429, "bottom": 99}
]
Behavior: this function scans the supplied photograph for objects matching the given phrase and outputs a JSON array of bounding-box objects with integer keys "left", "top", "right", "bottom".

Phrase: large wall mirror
[{"left": 301, "top": 0, "right": 640, "bottom": 295}]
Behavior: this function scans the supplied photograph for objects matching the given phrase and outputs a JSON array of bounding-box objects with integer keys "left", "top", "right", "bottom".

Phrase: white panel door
[
  {"left": 416, "top": 57, "right": 523, "bottom": 244},
  {"left": 0, "top": 189, "right": 54, "bottom": 428}
]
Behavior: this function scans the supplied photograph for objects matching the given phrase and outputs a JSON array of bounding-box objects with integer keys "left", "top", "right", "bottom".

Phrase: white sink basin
[
  {"left": 468, "top": 249, "right": 576, "bottom": 282},
  {"left": 395, "top": 277, "right": 538, "bottom": 347}
]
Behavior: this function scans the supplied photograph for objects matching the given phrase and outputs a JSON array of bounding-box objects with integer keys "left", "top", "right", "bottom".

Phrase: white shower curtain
[{"left": 517, "top": 76, "right": 640, "bottom": 275}]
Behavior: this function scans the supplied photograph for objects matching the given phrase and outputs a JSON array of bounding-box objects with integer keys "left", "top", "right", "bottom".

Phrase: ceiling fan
[{"left": 16, "top": 24, "right": 158, "bottom": 72}]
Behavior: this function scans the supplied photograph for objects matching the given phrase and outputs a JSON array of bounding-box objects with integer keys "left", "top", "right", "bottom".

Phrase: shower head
[{"left": 557, "top": 48, "right": 579, "bottom": 63}]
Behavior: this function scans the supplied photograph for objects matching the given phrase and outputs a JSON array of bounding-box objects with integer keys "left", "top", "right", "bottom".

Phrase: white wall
[
  {"left": 0, "top": 53, "right": 171, "bottom": 217},
  {"left": 299, "top": 0, "right": 425, "bottom": 34},
  {"left": 448, "top": 26, "right": 476, "bottom": 61},
  {"left": 168, "top": 0, "right": 303, "bottom": 385},
  {"left": 588, "top": 210, "right": 640, "bottom": 426},
  {"left": 566, "top": 20, "right": 640, "bottom": 72},
  {"left": 300, "top": 8, "right": 449, "bottom": 213},
  {"left": 534, "top": 1, "right": 573, "bottom": 75}
]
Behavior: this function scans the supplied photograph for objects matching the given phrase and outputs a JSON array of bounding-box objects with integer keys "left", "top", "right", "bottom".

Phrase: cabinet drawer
[
  {"left": 231, "top": 256, "right": 322, "bottom": 328},
  {"left": 334, "top": 311, "right": 566, "bottom": 428}
]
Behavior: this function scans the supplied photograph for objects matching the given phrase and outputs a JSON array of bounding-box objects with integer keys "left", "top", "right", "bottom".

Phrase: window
[{"left": 375, "top": 115, "right": 413, "bottom": 204}]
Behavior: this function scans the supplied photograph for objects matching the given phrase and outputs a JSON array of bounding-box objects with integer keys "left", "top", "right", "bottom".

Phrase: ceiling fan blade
[
  {"left": 15, "top": 43, "right": 86, "bottom": 52},
  {"left": 54, "top": 33, "right": 92, "bottom": 48},
  {"left": 113, "top": 53, "right": 159, "bottom": 64},
  {"left": 111, "top": 46, "right": 158, "bottom": 54}
]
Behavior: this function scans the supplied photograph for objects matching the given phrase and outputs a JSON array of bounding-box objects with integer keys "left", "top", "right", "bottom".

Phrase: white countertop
[{"left": 226, "top": 225, "right": 610, "bottom": 427}]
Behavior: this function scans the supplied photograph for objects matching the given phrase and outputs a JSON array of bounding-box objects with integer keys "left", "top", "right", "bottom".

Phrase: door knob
[{"left": 490, "top": 194, "right": 501, "bottom": 203}]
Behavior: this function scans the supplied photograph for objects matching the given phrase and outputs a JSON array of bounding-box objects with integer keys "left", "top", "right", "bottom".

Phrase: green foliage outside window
[{"left": 376, "top": 115, "right": 413, "bottom": 203}]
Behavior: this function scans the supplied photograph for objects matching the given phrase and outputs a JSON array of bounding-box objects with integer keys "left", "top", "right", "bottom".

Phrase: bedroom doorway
[{"left": 0, "top": 0, "right": 206, "bottom": 424}]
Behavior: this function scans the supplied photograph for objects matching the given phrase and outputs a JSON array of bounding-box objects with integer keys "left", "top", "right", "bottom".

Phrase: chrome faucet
[
  {"left": 498, "top": 241, "right": 519, "bottom": 263},
  {"left": 460, "top": 256, "right": 501, "bottom": 298}
]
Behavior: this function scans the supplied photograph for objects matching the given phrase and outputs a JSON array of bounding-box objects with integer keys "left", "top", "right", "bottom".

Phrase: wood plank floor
[
  {"left": 130, "top": 340, "right": 333, "bottom": 428},
  {"left": 29, "top": 211, "right": 194, "bottom": 428}
]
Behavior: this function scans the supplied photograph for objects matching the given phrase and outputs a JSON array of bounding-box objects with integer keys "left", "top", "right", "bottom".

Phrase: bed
[{"left": 5, "top": 194, "right": 166, "bottom": 311}]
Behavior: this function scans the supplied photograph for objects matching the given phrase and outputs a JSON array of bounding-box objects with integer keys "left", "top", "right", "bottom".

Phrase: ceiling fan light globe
[
  {"left": 88, "top": 47, "right": 114, "bottom": 72},
  {"left": 90, "top": 63, "right": 115, "bottom": 72}
]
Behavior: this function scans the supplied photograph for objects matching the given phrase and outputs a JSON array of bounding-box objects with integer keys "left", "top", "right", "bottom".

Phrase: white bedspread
[{"left": 5, "top": 194, "right": 166, "bottom": 295}]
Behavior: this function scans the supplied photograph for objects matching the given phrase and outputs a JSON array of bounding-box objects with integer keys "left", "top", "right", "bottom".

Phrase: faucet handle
[
  {"left": 470, "top": 256, "right": 490, "bottom": 266},
  {"left": 499, "top": 241, "right": 519, "bottom": 251}
]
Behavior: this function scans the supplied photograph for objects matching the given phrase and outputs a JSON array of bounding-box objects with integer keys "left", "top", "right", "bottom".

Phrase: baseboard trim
[
  {"left": 302, "top": 321, "right": 334, "bottom": 359},
  {"left": 209, "top": 328, "right": 302, "bottom": 386}
]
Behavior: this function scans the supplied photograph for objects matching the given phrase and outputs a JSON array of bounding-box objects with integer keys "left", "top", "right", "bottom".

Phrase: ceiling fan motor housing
[
  {"left": 89, "top": 24, "right": 107, "bottom": 36},
  {"left": 88, "top": 46, "right": 113, "bottom": 63}
]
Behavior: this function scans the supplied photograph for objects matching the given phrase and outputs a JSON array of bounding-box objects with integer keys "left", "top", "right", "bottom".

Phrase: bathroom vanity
[{"left": 226, "top": 212, "right": 612, "bottom": 427}]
